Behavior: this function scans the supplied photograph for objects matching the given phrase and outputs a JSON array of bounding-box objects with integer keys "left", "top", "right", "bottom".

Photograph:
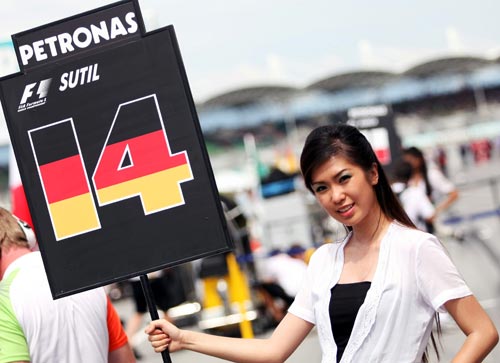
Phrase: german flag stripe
[
  {"left": 29, "top": 119, "right": 100, "bottom": 239},
  {"left": 40, "top": 155, "right": 92, "bottom": 204},
  {"left": 94, "top": 130, "right": 187, "bottom": 189},
  {"left": 107, "top": 95, "right": 162, "bottom": 145},
  {"left": 96, "top": 164, "right": 192, "bottom": 213},
  {"left": 48, "top": 193, "right": 100, "bottom": 240},
  {"left": 29, "top": 120, "right": 80, "bottom": 165}
]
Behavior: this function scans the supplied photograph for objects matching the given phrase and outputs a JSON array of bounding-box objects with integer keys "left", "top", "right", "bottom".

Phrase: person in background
[
  {"left": 287, "top": 243, "right": 317, "bottom": 265},
  {"left": 459, "top": 143, "right": 470, "bottom": 167},
  {"left": 286, "top": 243, "right": 309, "bottom": 264},
  {"left": 145, "top": 124, "right": 497, "bottom": 363},
  {"left": 257, "top": 248, "right": 308, "bottom": 322},
  {"left": 0, "top": 207, "right": 135, "bottom": 363},
  {"left": 402, "top": 146, "right": 459, "bottom": 233},
  {"left": 391, "top": 159, "right": 436, "bottom": 232},
  {"left": 434, "top": 145, "right": 448, "bottom": 176}
]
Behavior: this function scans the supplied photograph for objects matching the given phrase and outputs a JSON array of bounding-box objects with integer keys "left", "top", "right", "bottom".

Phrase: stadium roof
[
  {"left": 306, "top": 70, "right": 398, "bottom": 92},
  {"left": 196, "top": 55, "right": 500, "bottom": 114},
  {"left": 403, "top": 56, "right": 493, "bottom": 78},
  {"left": 201, "top": 85, "right": 298, "bottom": 109}
]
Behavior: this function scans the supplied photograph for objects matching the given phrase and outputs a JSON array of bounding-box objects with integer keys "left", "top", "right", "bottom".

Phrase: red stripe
[
  {"left": 39, "top": 155, "right": 91, "bottom": 203},
  {"left": 94, "top": 130, "right": 187, "bottom": 189}
]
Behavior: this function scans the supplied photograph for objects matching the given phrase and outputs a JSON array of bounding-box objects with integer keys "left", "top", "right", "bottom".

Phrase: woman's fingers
[
  {"left": 144, "top": 318, "right": 182, "bottom": 352},
  {"left": 153, "top": 342, "right": 168, "bottom": 353},
  {"left": 149, "top": 330, "right": 168, "bottom": 342},
  {"left": 151, "top": 336, "right": 171, "bottom": 351},
  {"left": 148, "top": 334, "right": 171, "bottom": 343},
  {"left": 144, "top": 323, "right": 155, "bottom": 334},
  {"left": 145, "top": 320, "right": 167, "bottom": 334}
]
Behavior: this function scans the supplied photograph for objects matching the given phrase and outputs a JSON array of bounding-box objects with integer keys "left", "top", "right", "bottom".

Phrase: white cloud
[
  {"left": 266, "top": 54, "right": 286, "bottom": 80},
  {"left": 358, "top": 40, "right": 377, "bottom": 68},
  {"left": 446, "top": 26, "right": 465, "bottom": 53}
]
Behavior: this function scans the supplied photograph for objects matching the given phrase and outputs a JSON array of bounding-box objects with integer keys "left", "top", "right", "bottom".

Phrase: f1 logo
[{"left": 18, "top": 79, "right": 52, "bottom": 112}]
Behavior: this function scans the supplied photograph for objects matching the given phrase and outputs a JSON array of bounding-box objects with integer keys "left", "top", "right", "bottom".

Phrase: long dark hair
[
  {"left": 300, "top": 124, "right": 440, "bottom": 362},
  {"left": 402, "top": 146, "right": 433, "bottom": 199},
  {"left": 300, "top": 123, "right": 414, "bottom": 228},
  {"left": 402, "top": 146, "right": 435, "bottom": 235}
]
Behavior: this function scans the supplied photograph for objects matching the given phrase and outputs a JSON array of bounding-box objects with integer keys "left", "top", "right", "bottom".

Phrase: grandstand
[{"left": 198, "top": 55, "right": 500, "bottom": 145}]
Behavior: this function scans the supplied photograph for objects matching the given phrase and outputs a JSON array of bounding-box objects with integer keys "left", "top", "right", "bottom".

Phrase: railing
[
  {"left": 442, "top": 173, "right": 500, "bottom": 271},
  {"left": 443, "top": 174, "right": 500, "bottom": 225}
]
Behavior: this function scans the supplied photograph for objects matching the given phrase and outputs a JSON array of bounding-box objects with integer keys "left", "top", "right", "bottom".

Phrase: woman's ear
[{"left": 370, "top": 162, "right": 379, "bottom": 185}]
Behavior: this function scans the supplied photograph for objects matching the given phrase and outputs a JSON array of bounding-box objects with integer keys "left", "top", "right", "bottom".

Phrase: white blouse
[{"left": 289, "top": 222, "right": 471, "bottom": 363}]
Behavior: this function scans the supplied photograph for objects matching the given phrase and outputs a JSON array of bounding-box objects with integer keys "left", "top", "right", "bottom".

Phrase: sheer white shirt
[{"left": 289, "top": 222, "right": 471, "bottom": 363}]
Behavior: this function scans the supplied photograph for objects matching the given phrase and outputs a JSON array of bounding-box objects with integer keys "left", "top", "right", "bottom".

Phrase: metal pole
[
  {"left": 489, "top": 178, "right": 500, "bottom": 220},
  {"left": 140, "top": 274, "right": 172, "bottom": 363}
]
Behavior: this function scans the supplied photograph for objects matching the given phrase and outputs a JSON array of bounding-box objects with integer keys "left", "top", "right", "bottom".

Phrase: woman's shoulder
[
  {"left": 303, "top": 242, "right": 342, "bottom": 279},
  {"left": 390, "top": 222, "right": 440, "bottom": 249},
  {"left": 309, "top": 236, "right": 347, "bottom": 263}
]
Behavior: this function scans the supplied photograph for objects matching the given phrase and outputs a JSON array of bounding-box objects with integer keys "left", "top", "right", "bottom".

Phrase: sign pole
[{"left": 140, "top": 274, "right": 173, "bottom": 363}]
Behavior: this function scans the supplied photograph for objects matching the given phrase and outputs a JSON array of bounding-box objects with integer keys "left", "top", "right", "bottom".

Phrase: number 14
[{"left": 28, "top": 94, "right": 194, "bottom": 240}]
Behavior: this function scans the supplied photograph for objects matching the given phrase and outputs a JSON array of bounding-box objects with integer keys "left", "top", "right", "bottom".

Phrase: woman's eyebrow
[{"left": 311, "top": 168, "right": 349, "bottom": 184}]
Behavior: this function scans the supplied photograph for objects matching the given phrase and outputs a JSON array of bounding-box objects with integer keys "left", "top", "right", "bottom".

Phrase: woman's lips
[{"left": 337, "top": 204, "right": 354, "bottom": 217}]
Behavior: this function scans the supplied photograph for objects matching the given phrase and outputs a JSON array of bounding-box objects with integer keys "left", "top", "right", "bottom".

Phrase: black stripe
[
  {"left": 30, "top": 120, "right": 79, "bottom": 165},
  {"left": 107, "top": 95, "right": 162, "bottom": 145}
]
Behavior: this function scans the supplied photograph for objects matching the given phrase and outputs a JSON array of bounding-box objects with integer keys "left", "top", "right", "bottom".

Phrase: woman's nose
[{"left": 330, "top": 187, "right": 345, "bottom": 203}]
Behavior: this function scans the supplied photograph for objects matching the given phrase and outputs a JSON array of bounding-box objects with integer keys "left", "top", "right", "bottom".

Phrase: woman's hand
[{"left": 145, "top": 319, "right": 183, "bottom": 353}]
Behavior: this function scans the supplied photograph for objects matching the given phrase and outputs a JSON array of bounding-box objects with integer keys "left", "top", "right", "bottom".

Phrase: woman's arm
[
  {"left": 446, "top": 295, "right": 499, "bottom": 363},
  {"left": 434, "top": 188, "right": 459, "bottom": 215},
  {"left": 146, "top": 312, "right": 314, "bottom": 363}
]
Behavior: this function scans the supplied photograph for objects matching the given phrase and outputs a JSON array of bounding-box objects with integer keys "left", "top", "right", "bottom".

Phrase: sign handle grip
[{"left": 140, "top": 274, "right": 173, "bottom": 363}]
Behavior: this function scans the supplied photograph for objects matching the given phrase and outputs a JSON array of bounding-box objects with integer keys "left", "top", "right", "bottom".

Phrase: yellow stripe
[
  {"left": 49, "top": 193, "right": 100, "bottom": 240},
  {"left": 97, "top": 164, "right": 193, "bottom": 213}
]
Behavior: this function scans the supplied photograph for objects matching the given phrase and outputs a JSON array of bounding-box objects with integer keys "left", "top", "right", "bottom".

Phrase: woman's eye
[
  {"left": 313, "top": 185, "right": 326, "bottom": 193},
  {"left": 339, "top": 175, "right": 351, "bottom": 183}
]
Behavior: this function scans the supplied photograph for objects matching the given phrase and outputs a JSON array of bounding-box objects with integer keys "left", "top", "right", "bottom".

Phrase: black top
[{"left": 329, "top": 281, "right": 371, "bottom": 363}]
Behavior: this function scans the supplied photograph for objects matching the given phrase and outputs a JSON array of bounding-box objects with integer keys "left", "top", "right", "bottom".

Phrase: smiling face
[{"left": 310, "top": 155, "right": 380, "bottom": 229}]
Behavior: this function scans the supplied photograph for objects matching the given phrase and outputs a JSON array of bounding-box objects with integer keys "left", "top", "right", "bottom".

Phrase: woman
[
  {"left": 402, "top": 146, "right": 459, "bottom": 233},
  {"left": 391, "top": 159, "right": 436, "bottom": 232},
  {"left": 146, "top": 124, "right": 498, "bottom": 363}
]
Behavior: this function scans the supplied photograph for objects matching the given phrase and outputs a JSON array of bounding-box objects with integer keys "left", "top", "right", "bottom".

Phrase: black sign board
[
  {"left": 342, "top": 104, "right": 402, "bottom": 172},
  {"left": 0, "top": 0, "right": 232, "bottom": 298}
]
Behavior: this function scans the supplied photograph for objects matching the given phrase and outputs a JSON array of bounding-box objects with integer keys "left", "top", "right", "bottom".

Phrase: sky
[{"left": 1, "top": 0, "right": 500, "bottom": 103}]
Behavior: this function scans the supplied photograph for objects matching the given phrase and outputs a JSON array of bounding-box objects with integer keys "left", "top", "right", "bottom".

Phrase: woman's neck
[
  {"left": 350, "top": 208, "right": 392, "bottom": 247},
  {"left": 409, "top": 171, "right": 424, "bottom": 185}
]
